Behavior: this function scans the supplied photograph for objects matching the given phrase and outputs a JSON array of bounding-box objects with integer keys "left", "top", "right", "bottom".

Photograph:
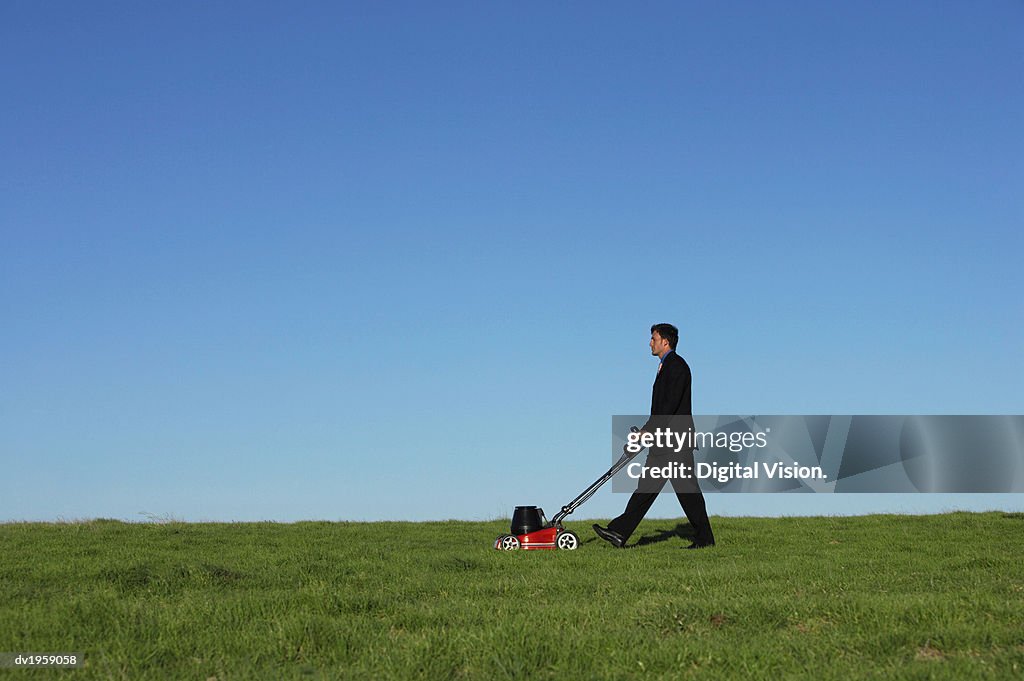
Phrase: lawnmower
[{"left": 494, "top": 426, "right": 641, "bottom": 551}]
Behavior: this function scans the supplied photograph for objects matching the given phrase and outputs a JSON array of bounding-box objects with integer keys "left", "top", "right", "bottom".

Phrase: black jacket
[{"left": 642, "top": 350, "right": 695, "bottom": 450}]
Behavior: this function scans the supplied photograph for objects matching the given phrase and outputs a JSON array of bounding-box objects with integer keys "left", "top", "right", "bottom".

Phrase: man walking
[{"left": 593, "top": 323, "right": 716, "bottom": 549}]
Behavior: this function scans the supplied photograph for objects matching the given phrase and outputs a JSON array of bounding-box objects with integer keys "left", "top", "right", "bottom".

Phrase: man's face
[{"left": 650, "top": 331, "right": 669, "bottom": 357}]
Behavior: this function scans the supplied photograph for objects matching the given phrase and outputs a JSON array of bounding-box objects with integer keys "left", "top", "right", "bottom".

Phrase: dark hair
[{"left": 651, "top": 323, "right": 679, "bottom": 350}]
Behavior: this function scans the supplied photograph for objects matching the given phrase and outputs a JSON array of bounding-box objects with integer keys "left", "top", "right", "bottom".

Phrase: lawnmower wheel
[
  {"left": 556, "top": 530, "right": 580, "bottom": 551},
  {"left": 498, "top": 534, "right": 520, "bottom": 551}
]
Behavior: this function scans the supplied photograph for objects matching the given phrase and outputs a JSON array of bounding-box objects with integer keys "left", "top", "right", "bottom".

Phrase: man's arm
[{"left": 640, "top": 358, "right": 690, "bottom": 433}]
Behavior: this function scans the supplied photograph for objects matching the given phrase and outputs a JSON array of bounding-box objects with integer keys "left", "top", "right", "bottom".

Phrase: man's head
[{"left": 649, "top": 323, "right": 678, "bottom": 358}]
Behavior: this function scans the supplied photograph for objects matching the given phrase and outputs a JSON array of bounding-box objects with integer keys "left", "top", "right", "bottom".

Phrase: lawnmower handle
[
  {"left": 550, "top": 425, "right": 643, "bottom": 525},
  {"left": 623, "top": 425, "right": 641, "bottom": 454}
]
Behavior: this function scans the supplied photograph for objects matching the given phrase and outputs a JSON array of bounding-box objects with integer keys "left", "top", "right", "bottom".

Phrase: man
[{"left": 593, "top": 323, "right": 716, "bottom": 549}]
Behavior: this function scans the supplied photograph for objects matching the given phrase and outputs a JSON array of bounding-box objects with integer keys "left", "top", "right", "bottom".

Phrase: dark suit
[{"left": 607, "top": 350, "right": 715, "bottom": 545}]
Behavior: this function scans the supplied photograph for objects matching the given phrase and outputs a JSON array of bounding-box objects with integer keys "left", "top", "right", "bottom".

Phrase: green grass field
[{"left": 2, "top": 512, "right": 1023, "bottom": 680}]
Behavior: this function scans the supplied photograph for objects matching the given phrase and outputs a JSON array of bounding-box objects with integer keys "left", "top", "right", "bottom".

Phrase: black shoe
[
  {"left": 684, "top": 540, "right": 715, "bottom": 550},
  {"left": 592, "top": 524, "right": 626, "bottom": 548}
]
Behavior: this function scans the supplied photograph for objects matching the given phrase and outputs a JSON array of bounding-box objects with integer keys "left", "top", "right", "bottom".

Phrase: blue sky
[{"left": 2, "top": 2, "right": 1022, "bottom": 522}]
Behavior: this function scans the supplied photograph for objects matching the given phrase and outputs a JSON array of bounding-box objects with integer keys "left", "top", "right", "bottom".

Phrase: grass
[{"left": 1, "top": 512, "right": 1023, "bottom": 679}]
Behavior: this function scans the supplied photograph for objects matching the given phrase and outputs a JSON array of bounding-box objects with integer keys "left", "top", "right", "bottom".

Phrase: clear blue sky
[{"left": 2, "top": 2, "right": 1022, "bottom": 522}]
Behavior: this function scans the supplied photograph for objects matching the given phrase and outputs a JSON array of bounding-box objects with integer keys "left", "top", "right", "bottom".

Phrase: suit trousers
[{"left": 607, "top": 448, "right": 715, "bottom": 544}]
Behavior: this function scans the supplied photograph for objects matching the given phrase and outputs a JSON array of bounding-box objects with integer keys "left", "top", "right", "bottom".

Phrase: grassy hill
[{"left": 1, "top": 513, "right": 1022, "bottom": 679}]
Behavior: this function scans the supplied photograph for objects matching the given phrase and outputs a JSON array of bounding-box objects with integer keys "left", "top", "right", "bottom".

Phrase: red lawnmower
[{"left": 494, "top": 427, "right": 641, "bottom": 551}]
